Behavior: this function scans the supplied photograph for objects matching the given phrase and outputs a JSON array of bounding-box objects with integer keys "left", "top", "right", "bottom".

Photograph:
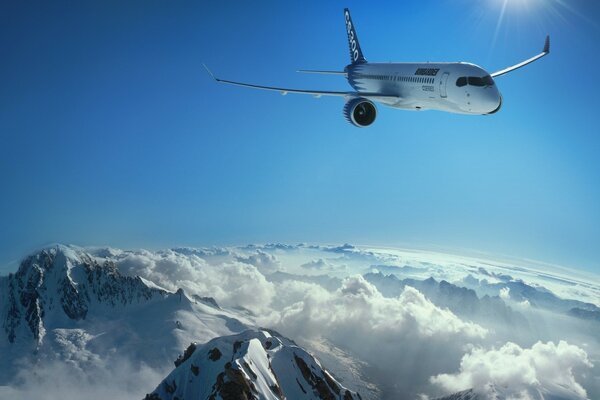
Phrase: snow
[{"left": 148, "top": 329, "right": 361, "bottom": 400}]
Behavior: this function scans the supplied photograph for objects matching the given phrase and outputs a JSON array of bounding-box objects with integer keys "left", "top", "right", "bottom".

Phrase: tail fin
[{"left": 344, "top": 8, "right": 367, "bottom": 64}]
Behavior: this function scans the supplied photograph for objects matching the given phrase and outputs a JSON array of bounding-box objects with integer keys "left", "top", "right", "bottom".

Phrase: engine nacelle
[{"left": 343, "top": 98, "right": 377, "bottom": 127}]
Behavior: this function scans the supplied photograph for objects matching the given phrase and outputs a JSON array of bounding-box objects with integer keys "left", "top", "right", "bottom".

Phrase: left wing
[
  {"left": 203, "top": 64, "right": 398, "bottom": 102},
  {"left": 491, "top": 36, "right": 550, "bottom": 78}
]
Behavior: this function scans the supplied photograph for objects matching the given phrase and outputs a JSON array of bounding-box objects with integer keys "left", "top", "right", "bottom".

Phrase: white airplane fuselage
[
  {"left": 346, "top": 62, "right": 502, "bottom": 115},
  {"left": 207, "top": 8, "right": 548, "bottom": 127}
]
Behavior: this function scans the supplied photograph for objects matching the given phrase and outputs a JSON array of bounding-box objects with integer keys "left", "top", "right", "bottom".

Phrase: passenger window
[{"left": 456, "top": 77, "right": 467, "bottom": 87}]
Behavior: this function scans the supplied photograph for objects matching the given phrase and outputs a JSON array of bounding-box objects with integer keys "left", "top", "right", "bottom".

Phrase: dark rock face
[
  {"left": 61, "top": 277, "right": 88, "bottom": 320},
  {"left": 294, "top": 353, "right": 338, "bottom": 400},
  {"left": 192, "top": 294, "right": 220, "bottom": 309},
  {"left": 208, "top": 347, "right": 222, "bottom": 361},
  {"left": 174, "top": 342, "right": 197, "bottom": 367},
  {"left": 214, "top": 368, "right": 255, "bottom": 400},
  {"left": 2, "top": 246, "right": 166, "bottom": 344}
]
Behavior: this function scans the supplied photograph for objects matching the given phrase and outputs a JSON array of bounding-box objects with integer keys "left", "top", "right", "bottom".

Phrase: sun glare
[{"left": 483, "top": 0, "right": 590, "bottom": 53}]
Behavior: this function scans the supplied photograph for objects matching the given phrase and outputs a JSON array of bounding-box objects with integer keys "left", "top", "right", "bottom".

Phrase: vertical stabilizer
[{"left": 344, "top": 8, "right": 367, "bottom": 64}]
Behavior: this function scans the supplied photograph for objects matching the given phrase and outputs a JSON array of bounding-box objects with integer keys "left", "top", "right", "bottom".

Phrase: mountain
[
  {"left": 0, "top": 245, "right": 365, "bottom": 400},
  {"left": 363, "top": 272, "right": 529, "bottom": 331},
  {"left": 460, "top": 274, "right": 600, "bottom": 315},
  {"left": 1, "top": 245, "right": 166, "bottom": 346},
  {"left": 145, "top": 329, "right": 361, "bottom": 400},
  {"left": 0, "top": 245, "right": 251, "bottom": 385}
]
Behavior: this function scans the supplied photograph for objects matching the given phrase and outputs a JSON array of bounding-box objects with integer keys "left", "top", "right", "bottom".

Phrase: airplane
[{"left": 204, "top": 8, "right": 550, "bottom": 127}]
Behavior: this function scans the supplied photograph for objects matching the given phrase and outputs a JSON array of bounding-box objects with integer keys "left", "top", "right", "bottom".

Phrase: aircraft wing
[
  {"left": 203, "top": 65, "right": 399, "bottom": 101},
  {"left": 491, "top": 36, "right": 550, "bottom": 78}
]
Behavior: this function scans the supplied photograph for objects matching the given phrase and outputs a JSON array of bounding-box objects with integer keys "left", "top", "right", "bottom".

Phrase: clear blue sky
[{"left": 1, "top": 0, "right": 599, "bottom": 274}]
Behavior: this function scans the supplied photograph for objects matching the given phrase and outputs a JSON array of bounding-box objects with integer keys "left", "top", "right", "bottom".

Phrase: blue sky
[{"left": 1, "top": 0, "right": 599, "bottom": 274}]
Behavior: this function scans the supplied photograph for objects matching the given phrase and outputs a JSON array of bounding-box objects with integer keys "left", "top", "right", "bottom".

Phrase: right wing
[
  {"left": 491, "top": 36, "right": 550, "bottom": 78},
  {"left": 203, "top": 64, "right": 398, "bottom": 102}
]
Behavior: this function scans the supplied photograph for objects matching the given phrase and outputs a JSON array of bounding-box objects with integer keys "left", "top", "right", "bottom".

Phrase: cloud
[
  {"left": 431, "top": 340, "right": 593, "bottom": 398},
  {"left": 235, "top": 250, "right": 281, "bottom": 273},
  {"left": 0, "top": 357, "right": 166, "bottom": 400},
  {"left": 262, "top": 275, "right": 487, "bottom": 398},
  {"left": 300, "top": 258, "right": 347, "bottom": 271},
  {"left": 116, "top": 249, "right": 275, "bottom": 312},
  {"left": 498, "top": 286, "right": 531, "bottom": 309}
]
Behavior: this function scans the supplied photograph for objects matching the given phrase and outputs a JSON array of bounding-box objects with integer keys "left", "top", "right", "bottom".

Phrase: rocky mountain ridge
[
  {"left": 1, "top": 245, "right": 167, "bottom": 345},
  {"left": 145, "top": 329, "right": 361, "bottom": 400}
]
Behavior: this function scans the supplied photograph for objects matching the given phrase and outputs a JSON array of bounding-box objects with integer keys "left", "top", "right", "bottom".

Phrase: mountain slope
[
  {"left": 1, "top": 245, "right": 166, "bottom": 346},
  {"left": 0, "top": 245, "right": 252, "bottom": 385},
  {"left": 145, "top": 329, "right": 361, "bottom": 400}
]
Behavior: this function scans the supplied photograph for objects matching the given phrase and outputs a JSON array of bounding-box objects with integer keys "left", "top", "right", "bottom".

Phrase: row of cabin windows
[
  {"left": 456, "top": 75, "right": 495, "bottom": 87},
  {"left": 358, "top": 74, "right": 435, "bottom": 84}
]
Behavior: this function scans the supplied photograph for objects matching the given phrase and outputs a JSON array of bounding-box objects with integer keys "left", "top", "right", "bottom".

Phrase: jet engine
[{"left": 343, "top": 98, "right": 377, "bottom": 127}]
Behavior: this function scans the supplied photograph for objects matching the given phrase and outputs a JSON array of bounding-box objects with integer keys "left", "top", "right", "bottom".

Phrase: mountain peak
[
  {"left": 146, "top": 329, "right": 362, "bottom": 400},
  {"left": 2, "top": 246, "right": 167, "bottom": 345}
]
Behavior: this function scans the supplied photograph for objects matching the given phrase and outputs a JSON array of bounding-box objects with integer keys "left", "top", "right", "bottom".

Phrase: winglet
[
  {"left": 203, "top": 64, "right": 217, "bottom": 81},
  {"left": 490, "top": 35, "right": 551, "bottom": 78},
  {"left": 543, "top": 35, "right": 550, "bottom": 54}
]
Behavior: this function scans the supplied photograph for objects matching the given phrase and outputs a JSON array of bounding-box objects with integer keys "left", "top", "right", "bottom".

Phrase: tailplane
[{"left": 344, "top": 8, "right": 367, "bottom": 64}]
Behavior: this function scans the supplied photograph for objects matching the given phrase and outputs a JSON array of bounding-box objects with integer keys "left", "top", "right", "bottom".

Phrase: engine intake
[{"left": 343, "top": 98, "right": 377, "bottom": 127}]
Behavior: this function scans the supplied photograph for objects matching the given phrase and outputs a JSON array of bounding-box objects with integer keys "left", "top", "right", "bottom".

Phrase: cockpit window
[
  {"left": 456, "top": 77, "right": 467, "bottom": 87},
  {"left": 468, "top": 77, "right": 485, "bottom": 86},
  {"left": 467, "top": 75, "right": 495, "bottom": 87}
]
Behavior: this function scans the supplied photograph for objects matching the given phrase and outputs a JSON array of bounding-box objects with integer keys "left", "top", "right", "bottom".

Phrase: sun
[{"left": 483, "top": 0, "right": 587, "bottom": 50}]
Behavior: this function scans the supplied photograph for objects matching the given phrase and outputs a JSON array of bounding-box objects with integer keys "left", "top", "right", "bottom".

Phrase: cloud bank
[
  {"left": 0, "top": 357, "right": 167, "bottom": 400},
  {"left": 431, "top": 340, "right": 593, "bottom": 399},
  {"left": 116, "top": 249, "right": 276, "bottom": 311},
  {"left": 263, "top": 275, "right": 488, "bottom": 397}
]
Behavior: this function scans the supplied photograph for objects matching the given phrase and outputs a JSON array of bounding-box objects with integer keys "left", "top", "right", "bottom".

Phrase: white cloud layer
[
  {"left": 431, "top": 340, "right": 593, "bottom": 399},
  {"left": 0, "top": 358, "right": 166, "bottom": 400},
  {"left": 116, "top": 249, "right": 276, "bottom": 311},
  {"left": 262, "top": 275, "right": 488, "bottom": 397}
]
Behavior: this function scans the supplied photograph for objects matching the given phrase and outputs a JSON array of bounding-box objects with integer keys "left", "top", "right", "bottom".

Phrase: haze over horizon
[{"left": 2, "top": 0, "right": 600, "bottom": 276}]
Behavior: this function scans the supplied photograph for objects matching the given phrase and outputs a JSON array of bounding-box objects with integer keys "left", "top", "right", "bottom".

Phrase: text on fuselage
[{"left": 415, "top": 68, "right": 440, "bottom": 76}]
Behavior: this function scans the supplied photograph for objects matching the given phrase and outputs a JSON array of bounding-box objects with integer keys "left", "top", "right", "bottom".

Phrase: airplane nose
[{"left": 487, "top": 93, "right": 502, "bottom": 115}]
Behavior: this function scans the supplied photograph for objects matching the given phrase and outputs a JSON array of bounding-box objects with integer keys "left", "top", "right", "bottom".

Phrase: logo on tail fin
[{"left": 344, "top": 9, "right": 366, "bottom": 64}]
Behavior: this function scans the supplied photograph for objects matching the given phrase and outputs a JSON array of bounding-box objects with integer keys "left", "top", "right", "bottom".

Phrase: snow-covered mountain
[
  {"left": 363, "top": 272, "right": 529, "bottom": 332},
  {"left": 0, "top": 245, "right": 367, "bottom": 399},
  {"left": 1, "top": 245, "right": 166, "bottom": 346},
  {"left": 145, "top": 329, "right": 360, "bottom": 400},
  {"left": 0, "top": 245, "right": 253, "bottom": 386}
]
